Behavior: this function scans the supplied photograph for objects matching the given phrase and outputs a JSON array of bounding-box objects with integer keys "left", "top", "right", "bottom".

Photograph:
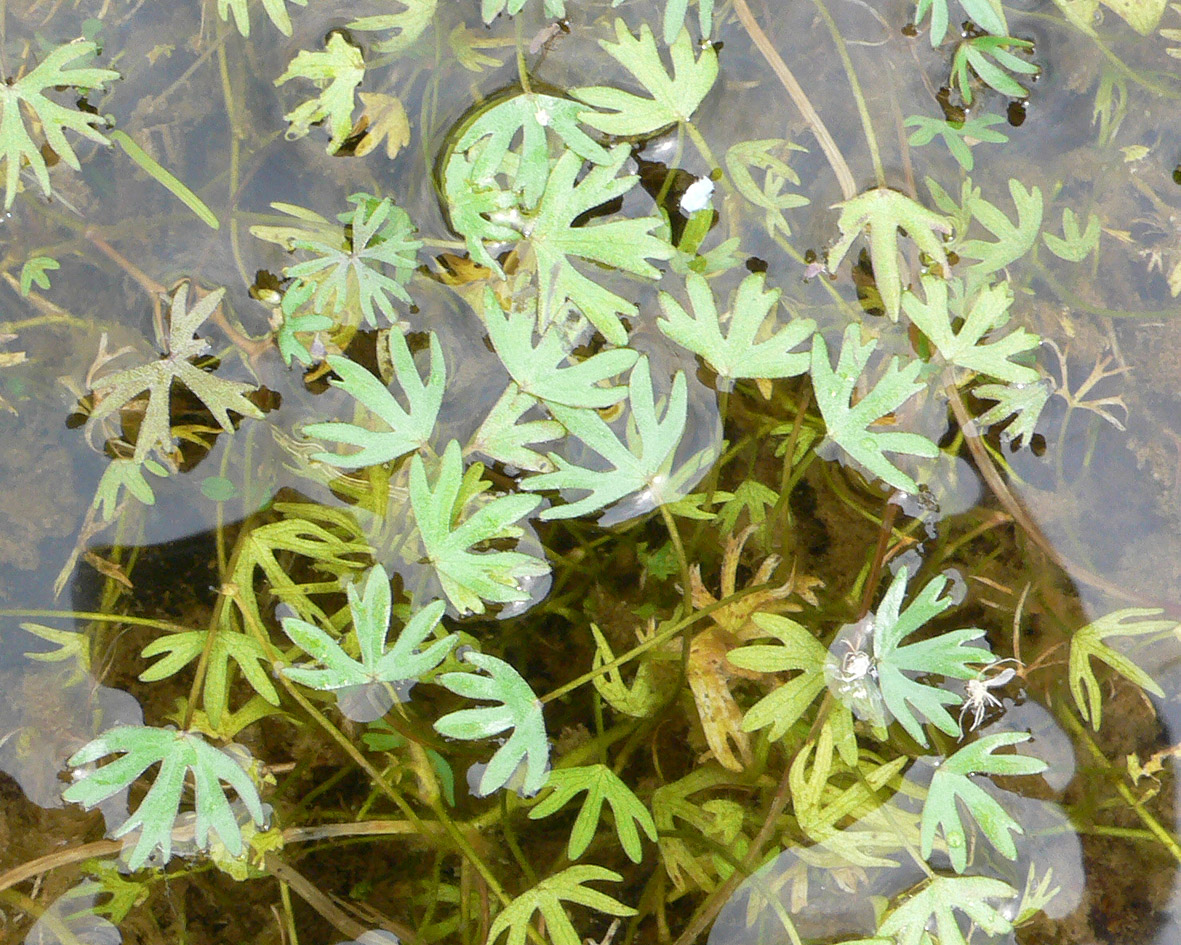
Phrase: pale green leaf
[
  {"left": 275, "top": 33, "right": 365, "bottom": 153},
  {"left": 525, "top": 146, "right": 673, "bottom": 344},
  {"left": 952, "top": 36, "right": 1038, "bottom": 105},
  {"left": 657, "top": 272, "right": 814, "bottom": 384},
  {"left": 466, "top": 384, "right": 565, "bottom": 472},
  {"left": 810, "top": 325, "right": 940, "bottom": 494},
  {"left": 866, "top": 875, "right": 1017, "bottom": 945},
  {"left": 901, "top": 275, "right": 1040, "bottom": 383},
  {"left": 64, "top": 727, "right": 265, "bottom": 870},
  {"left": 715, "top": 480, "right": 777, "bottom": 534},
  {"left": 903, "top": 113, "right": 1008, "bottom": 171},
  {"left": 529, "top": 764, "right": 657, "bottom": 862},
  {"left": 958, "top": 178, "right": 1043, "bottom": 282},
  {"left": 525, "top": 358, "right": 689, "bottom": 520},
  {"left": 348, "top": 0, "right": 437, "bottom": 54},
  {"left": 481, "top": 0, "right": 566, "bottom": 23},
  {"left": 590, "top": 624, "right": 664, "bottom": 718},
  {"left": 870, "top": 567, "right": 995, "bottom": 745},
  {"left": 85, "top": 284, "right": 263, "bottom": 464},
  {"left": 481, "top": 289, "right": 638, "bottom": 408},
  {"left": 435, "top": 650, "right": 550, "bottom": 797},
  {"left": 573, "top": 19, "right": 718, "bottom": 137},
  {"left": 0, "top": 40, "right": 119, "bottom": 209},
  {"left": 410, "top": 441, "right": 548, "bottom": 615},
  {"left": 281, "top": 564, "right": 454, "bottom": 691},
  {"left": 725, "top": 138, "right": 810, "bottom": 238},
  {"left": 1069, "top": 608, "right": 1172, "bottom": 730},
  {"left": 305, "top": 329, "right": 444, "bottom": 468},
  {"left": 486, "top": 866, "right": 635, "bottom": 945},
  {"left": 920, "top": 731, "right": 1047, "bottom": 871},
  {"left": 914, "top": 0, "right": 1008, "bottom": 44},
  {"left": 92, "top": 457, "right": 169, "bottom": 520},
  {"left": 218, "top": 0, "right": 306, "bottom": 36},
  {"left": 972, "top": 377, "right": 1053, "bottom": 446},
  {"left": 1042, "top": 207, "right": 1101, "bottom": 261},
  {"left": 826, "top": 187, "right": 953, "bottom": 321}
]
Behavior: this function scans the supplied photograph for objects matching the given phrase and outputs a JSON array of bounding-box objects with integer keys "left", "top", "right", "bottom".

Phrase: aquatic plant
[{"left": 2, "top": 1, "right": 1180, "bottom": 944}]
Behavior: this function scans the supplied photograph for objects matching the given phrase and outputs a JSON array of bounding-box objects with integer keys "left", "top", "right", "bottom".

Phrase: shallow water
[{"left": 2, "top": 1, "right": 1181, "bottom": 943}]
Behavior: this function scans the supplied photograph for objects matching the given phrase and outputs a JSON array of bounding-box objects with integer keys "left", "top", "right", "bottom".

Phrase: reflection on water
[{"left": 2, "top": 0, "right": 1181, "bottom": 943}]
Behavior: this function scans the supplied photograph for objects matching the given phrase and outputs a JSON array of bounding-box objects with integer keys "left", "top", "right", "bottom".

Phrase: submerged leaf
[
  {"left": 486, "top": 866, "right": 635, "bottom": 945},
  {"left": 1069, "top": 608, "right": 1172, "bottom": 730},
  {"left": 275, "top": 33, "right": 365, "bottom": 153},
  {"left": 530, "top": 764, "right": 657, "bottom": 862},
  {"left": 218, "top": 0, "right": 307, "bottom": 36}
]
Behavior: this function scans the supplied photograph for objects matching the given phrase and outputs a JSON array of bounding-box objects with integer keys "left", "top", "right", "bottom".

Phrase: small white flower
[{"left": 679, "top": 176, "right": 715, "bottom": 214}]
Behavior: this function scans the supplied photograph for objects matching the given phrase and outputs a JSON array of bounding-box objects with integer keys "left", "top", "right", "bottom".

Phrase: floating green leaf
[
  {"left": 466, "top": 384, "right": 564, "bottom": 472},
  {"left": 904, "top": 113, "right": 1008, "bottom": 171},
  {"left": 902, "top": 276, "right": 1040, "bottom": 383},
  {"left": 810, "top": 325, "right": 939, "bottom": 494},
  {"left": 914, "top": 0, "right": 1008, "bottom": 44},
  {"left": 275, "top": 33, "right": 365, "bottom": 153},
  {"left": 305, "top": 329, "right": 444, "bottom": 468},
  {"left": 658, "top": 272, "right": 814, "bottom": 385},
  {"left": 951, "top": 35, "right": 1038, "bottom": 105},
  {"left": 410, "top": 441, "right": 548, "bottom": 615},
  {"left": 0, "top": 40, "right": 119, "bottom": 209},
  {"left": 64, "top": 727, "right": 265, "bottom": 870},
  {"left": 573, "top": 19, "right": 719, "bottom": 137},
  {"left": 218, "top": 0, "right": 306, "bottom": 36},
  {"left": 282, "top": 565, "right": 454, "bottom": 694},
  {"left": 826, "top": 188, "right": 953, "bottom": 321},
  {"left": 920, "top": 731, "right": 1047, "bottom": 871},
  {"left": 972, "top": 377, "right": 1053, "bottom": 446},
  {"left": 524, "top": 146, "right": 673, "bottom": 344},
  {"left": 277, "top": 194, "right": 422, "bottom": 327},
  {"left": 525, "top": 358, "right": 688, "bottom": 520},
  {"left": 957, "top": 178, "right": 1043, "bottom": 282},
  {"left": 348, "top": 0, "right": 437, "bottom": 53},
  {"left": 487, "top": 866, "right": 635, "bottom": 945},
  {"left": 86, "top": 284, "right": 263, "bottom": 463},
  {"left": 847, "top": 875, "right": 1017, "bottom": 945},
  {"left": 1069, "top": 608, "right": 1172, "bottom": 730},
  {"left": 530, "top": 764, "right": 657, "bottom": 862},
  {"left": 870, "top": 567, "right": 995, "bottom": 745},
  {"left": 481, "top": 289, "right": 638, "bottom": 408},
  {"left": 435, "top": 650, "right": 550, "bottom": 796}
]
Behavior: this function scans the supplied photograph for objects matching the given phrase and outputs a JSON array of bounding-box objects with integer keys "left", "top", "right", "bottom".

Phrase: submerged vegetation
[{"left": 2, "top": 0, "right": 1181, "bottom": 943}]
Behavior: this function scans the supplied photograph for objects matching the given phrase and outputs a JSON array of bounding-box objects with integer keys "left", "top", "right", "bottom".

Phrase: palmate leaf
[
  {"left": 957, "top": 178, "right": 1043, "bottom": 283},
  {"left": 729, "top": 613, "right": 858, "bottom": 764},
  {"left": 0, "top": 40, "right": 119, "bottom": 209},
  {"left": 481, "top": 289, "right": 639, "bottom": 408},
  {"left": 444, "top": 91, "right": 610, "bottom": 215},
  {"left": 347, "top": 0, "right": 437, "bottom": 54},
  {"left": 951, "top": 35, "right": 1039, "bottom": 105},
  {"left": 725, "top": 138, "right": 810, "bottom": 238},
  {"left": 903, "top": 113, "right": 1008, "bottom": 172},
  {"left": 1042, "top": 207, "right": 1101, "bottom": 262},
  {"left": 525, "top": 146, "right": 673, "bottom": 345},
  {"left": 842, "top": 875, "right": 1017, "bottom": 945},
  {"left": 972, "top": 376, "right": 1053, "bottom": 446},
  {"left": 466, "top": 384, "right": 565, "bottom": 472},
  {"left": 525, "top": 358, "right": 688, "bottom": 520},
  {"left": 657, "top": 272, "right": 814, "bottom": 384},
  {"left": 279, "top": 194, "right": 422, "bottom": 327},
  {"left": 410, "top": 441, "right": 548, "bottom": 616},
  {"left": 275, "top": 33, "right": 365, "bottom": 153},
  {"left": 826, "top": 187, "right": 953, "bottom": 321},
  {"left": 86, "top": 284, "right": 263, "bottom": 464},
  {"left": 810, "top": 325, "right": 939, "bottom": 494},
  {"left": 486, "top": 866, "right": 635, "bottom": 945},
  {"left": 871, "top": 567, "right": 995, "bottom": 745},
  {"left": 920, "top": 731, "right": 1047, "bottom": 872},
  {"left": 435, "top": 650, "right": 550, "bottom": 797},
  {"left": 218, "top": 0, "right": 307, "bottom": 36},
  {"left": 529, "top": 764, "right": 657, "bottom": 862},
  {"left": 914, "top": 0, "right": 1008, "bottom": 44},
  {"left": 140, "top": 627, "right": 279, "bottom": 731},
  {"left": 481, "top": 0, "right": 566, "bottom": 22},
  {"left": 281, "top": 564, "right": 454, "bottom": 691},
  {"left": 305, "top": 329, "right": 444, "bottom": 468},
  {"left": 573, "top": 19, "right": 719, "bottom": 137},
  {"left": 902, "top": 276, "right": 1040, "bottom": 384},
  {"left": 1069, "top": 608, "right": 1172, "bottom": 730},
  {"left": 64, "top": 727, "right": 265, "bottom": 870}
]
